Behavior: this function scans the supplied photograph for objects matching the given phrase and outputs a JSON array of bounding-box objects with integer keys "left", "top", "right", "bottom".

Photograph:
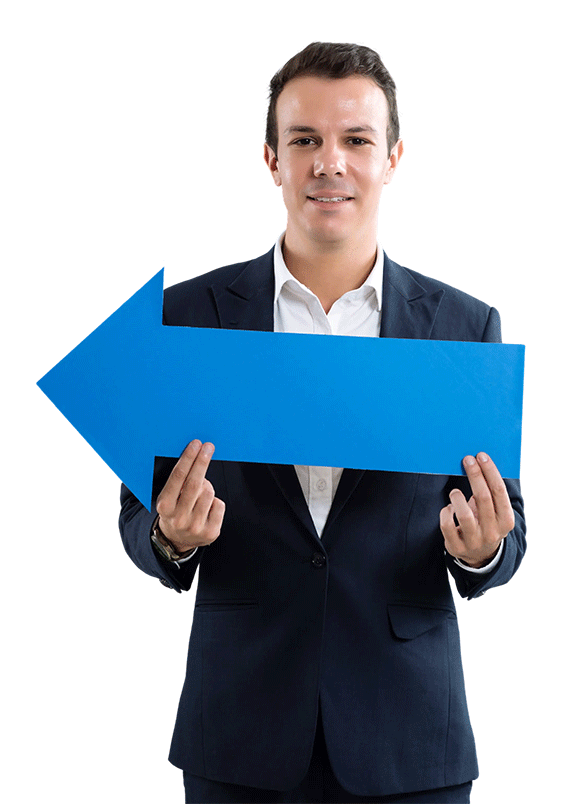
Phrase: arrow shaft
[{"left": 154, "top": 327, "right": 524, "bottom": 478}]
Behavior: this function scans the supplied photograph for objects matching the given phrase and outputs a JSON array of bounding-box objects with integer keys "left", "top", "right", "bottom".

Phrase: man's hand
[
  {"left": 156, "top": 440, "right": 226, "bottom": 552},
  {"left": 440, "top": 452, "right": 515, "bottom": 569}
]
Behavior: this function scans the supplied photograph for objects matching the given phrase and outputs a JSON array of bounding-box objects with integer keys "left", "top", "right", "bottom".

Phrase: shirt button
[
  {"left": 317, "top": 479, "right": 327, "bottom": 492},
  {"left": 311, "top": 552, "right": 326, "bottom": 568}
]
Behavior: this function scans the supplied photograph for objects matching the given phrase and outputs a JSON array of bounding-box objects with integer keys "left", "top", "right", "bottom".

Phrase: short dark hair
[{"left": 266, "top": 42, "right": 400, "bottom": 157}]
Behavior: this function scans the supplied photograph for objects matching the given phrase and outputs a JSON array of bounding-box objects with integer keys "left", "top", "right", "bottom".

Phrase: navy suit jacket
[{"left": 119, "top": 247, "right": 526, "bottom": 796}]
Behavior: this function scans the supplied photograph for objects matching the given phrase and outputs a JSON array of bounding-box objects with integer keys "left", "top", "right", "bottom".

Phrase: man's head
[
  {"left": 266, "top": 42, "right": 400, "bottom": 159},
  {"left": 263, "top": 42, "right": 403, "bottom": 251}
]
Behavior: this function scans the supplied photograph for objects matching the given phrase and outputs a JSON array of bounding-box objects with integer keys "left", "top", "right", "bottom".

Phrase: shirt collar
[{"left": 273, "top": 232, "right": 384, "bottom": 312}]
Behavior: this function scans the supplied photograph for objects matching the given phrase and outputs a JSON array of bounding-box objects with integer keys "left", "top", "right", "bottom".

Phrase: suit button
[
  {"left": 159, "top": 577, "right": 173, "bottom": 588},
  {"left": 311, "top": 552, "right": 326, "bottom": 568}
]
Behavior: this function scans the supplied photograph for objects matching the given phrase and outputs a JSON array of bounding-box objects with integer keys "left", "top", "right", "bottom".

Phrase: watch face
[{"left": 152, "top": 532, "right": 176, "bottom": 561}]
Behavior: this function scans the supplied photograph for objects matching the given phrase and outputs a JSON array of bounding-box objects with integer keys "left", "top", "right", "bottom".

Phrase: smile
[{"left": 307, "top": 196, "right": 353, "bottom": 203}]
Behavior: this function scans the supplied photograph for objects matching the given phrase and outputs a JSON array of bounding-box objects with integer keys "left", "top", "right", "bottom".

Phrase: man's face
[{"left": 264, "top": 75, "right": 402, "bottom": 249}]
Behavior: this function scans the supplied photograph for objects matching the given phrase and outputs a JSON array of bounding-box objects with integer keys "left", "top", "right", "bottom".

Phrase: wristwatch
[{"left": 151, "top": 516, "right": 196, "bottom": 562}]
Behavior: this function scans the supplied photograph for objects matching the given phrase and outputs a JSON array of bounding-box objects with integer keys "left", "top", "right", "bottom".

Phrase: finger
[
  {"left": 440, "top": 503, "right": 462, "bottom": 554},
  {"left": 157, "top": 440, "right": 202, "bottom": 515},
  {"left": 440, "top": 503, "right": 456, "bottom": 537},
  {"left": 462, "top": 455, "right": 497, "bottom": 528},
  {"left": 175, "top": 442, "right": 216, "bottom": 516},
  {"left": 191, "top": 479, "right": 216, "bottom": 531},
  {"left": 475, "top": 452, "right": 515, "bottom": 532},
  {"left": 448, "top": 488, "right": 478, "bottom": 542},
  {"left": 201, "top": 497, "right": 226, "bottom": 544}
]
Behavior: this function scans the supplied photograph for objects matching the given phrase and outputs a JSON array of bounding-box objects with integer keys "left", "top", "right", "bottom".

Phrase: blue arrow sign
[{"left": 37, "top": 269, "right": 525, "bottom": 511}]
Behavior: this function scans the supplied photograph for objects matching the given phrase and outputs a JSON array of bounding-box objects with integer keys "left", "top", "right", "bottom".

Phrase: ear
[
  {"left": 384, "top": 139, "right": 404, "bottom": 185},
  {"left": 264, "top": 143, "right": 282, "bottom": 187}
]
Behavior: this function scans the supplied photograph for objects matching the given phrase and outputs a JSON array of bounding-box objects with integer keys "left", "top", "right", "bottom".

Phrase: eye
[
  {"left": 292, "top": 137, "right": 316, "bottom": 146},
  {"left": 348, "top": 137, "right": 369, "bottom": 146}
]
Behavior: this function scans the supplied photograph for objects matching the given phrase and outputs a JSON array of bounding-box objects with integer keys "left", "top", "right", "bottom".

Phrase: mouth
[{"left": 307, "top": 195, "right": 354, "bottom": 206}]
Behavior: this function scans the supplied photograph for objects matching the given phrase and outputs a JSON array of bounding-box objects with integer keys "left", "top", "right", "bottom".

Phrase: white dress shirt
[{"left": 175, "top": 236, "right": 502, "bottom": 574}]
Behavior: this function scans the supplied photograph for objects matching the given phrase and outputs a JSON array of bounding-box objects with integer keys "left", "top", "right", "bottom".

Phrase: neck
[{"left": 282, "top": 231, "right": 378, "bottom": 314}]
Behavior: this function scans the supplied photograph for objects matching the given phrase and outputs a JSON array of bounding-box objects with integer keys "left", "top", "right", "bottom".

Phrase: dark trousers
[{"left": 183, "top": 706, "right": 473, "bottom": 803}]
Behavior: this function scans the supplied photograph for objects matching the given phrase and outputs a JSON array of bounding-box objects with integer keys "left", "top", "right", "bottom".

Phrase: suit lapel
[
  {"left": 322, "top": 254, "right": 445, "bottom": 540},
  {"left": 211, "top": 247, "right": 276, "bottom": 333},
  {"left": 379, "top": 253, "right": 445, "bottom": 341}
]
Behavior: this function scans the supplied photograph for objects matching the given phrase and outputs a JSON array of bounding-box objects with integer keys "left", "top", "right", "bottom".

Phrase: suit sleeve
[
  {"left": 444, "top": 306, "right": 527, "bottom": 600},
  {"left": 118, "top": 457, "right": 203, "bottom": 594}
]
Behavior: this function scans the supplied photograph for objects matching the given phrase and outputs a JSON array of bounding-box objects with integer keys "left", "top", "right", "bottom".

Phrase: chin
[
  {"left": 308, "top": 232, "right": 349, "bottom": 249},
  {"left": 305, "top": 221, "right": 352, "bottom": 245}
]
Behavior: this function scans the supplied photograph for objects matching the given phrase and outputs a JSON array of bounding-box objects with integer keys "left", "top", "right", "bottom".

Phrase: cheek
[
  {"left": 280, "top": 154, "right": 314, "bottom": 186},
  {"left": 361, "top": 163, "right": 391, "bottom": 194},
  {"left": 279, "top": 166, "right": 294, "bottom": 189},
  {"left": 280, "top": 167, "right": 308, "bottom": 203}
]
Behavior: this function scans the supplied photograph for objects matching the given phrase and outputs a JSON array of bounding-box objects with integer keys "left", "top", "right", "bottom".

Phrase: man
[{"left": 119, "top": 42, "right": 526, "bottom": 803}]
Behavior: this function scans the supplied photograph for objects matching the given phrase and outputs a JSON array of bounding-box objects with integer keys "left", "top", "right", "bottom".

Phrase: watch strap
[{"left": 151, "top": 516, "right": 196, "bottom": 562}]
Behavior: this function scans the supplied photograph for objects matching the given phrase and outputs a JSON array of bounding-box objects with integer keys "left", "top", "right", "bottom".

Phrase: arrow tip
[{"left": 37, "top": 268, "right": 167, "bottom": 511}]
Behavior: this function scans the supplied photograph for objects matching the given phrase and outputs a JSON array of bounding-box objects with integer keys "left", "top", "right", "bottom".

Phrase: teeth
[{"left": 313, "top": 197, "right": 349, "bottom": 202}]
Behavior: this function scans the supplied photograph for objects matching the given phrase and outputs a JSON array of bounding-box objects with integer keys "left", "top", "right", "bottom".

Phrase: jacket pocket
[
  {"left": 387, "top": 602, "right": 455, "bottom": 640},
  {"left": 195, "top": 599, "right": 258, "bottom": 612}
]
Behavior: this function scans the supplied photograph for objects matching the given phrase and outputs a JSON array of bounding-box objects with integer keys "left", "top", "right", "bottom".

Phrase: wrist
[
  {"left": 151, "top": 516, "right": 196, "bottom": 561},
  {"left": 459, "top": 546, "right": 500, "bottom": 569}
]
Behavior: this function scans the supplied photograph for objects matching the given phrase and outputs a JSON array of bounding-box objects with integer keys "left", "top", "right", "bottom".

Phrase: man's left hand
[{"left": 440, "top": 453, "right": 515, "bottom": 569}]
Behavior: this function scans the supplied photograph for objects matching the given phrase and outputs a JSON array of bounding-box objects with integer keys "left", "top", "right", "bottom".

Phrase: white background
[{"left": 2, "top": 1, "right": 583, "bottom": 802}]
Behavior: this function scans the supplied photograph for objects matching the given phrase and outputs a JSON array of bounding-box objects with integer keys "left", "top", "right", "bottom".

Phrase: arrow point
[{"left": 37, "top": 269, "right": 167, "bottom": 509}]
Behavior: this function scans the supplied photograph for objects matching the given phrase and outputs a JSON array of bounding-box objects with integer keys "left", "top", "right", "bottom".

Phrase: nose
[{"left": 313, "top": 142, "right": 346, "bottom": 178}]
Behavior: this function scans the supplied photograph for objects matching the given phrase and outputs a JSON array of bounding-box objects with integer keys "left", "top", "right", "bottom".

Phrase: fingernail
[
  {"left": 202, "top": 443, "right": 215, "bottom": 456},
  {"left": 478, "top": 452, "right": 489, "bottom": 463},
  {"left": 464, "top": 456, "right": 475, "bottom": 466}
]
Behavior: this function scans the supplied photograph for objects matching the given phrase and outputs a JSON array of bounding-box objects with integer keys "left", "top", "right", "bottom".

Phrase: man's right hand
[{"left": 155, "top": 440, "right": 226, "bottom": 552}]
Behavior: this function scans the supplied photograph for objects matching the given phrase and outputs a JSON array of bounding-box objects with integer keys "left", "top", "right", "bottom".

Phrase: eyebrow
[{"left": 283, "top": 125, "right": 378, "bottom": 135}]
